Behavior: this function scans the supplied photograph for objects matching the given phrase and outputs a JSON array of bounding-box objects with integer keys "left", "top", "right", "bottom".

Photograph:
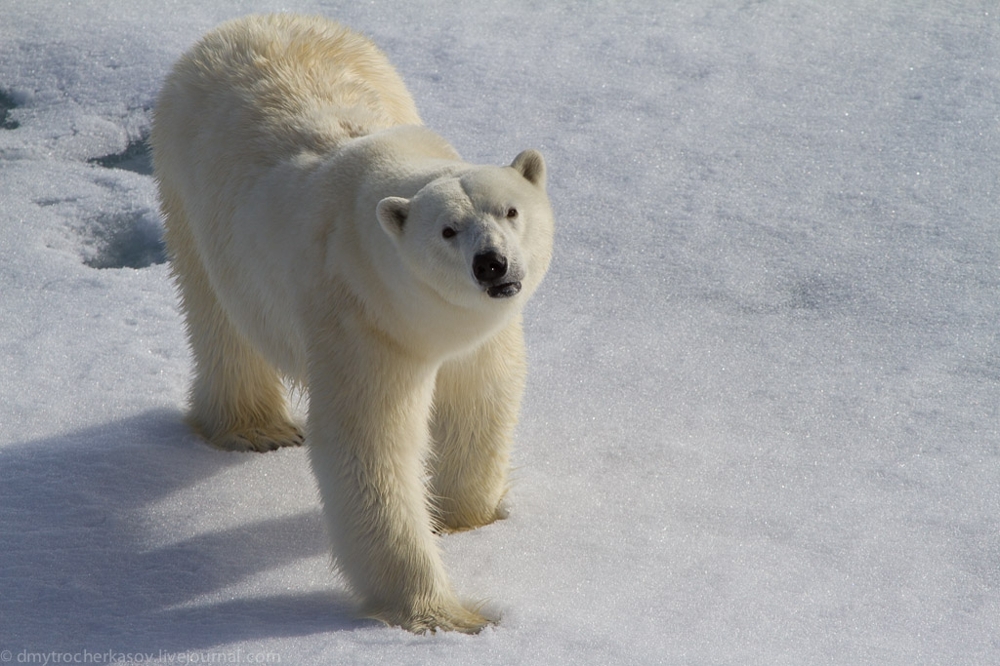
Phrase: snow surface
[{"left": 2, "top": 1, "right": 998, "bottom": 663}]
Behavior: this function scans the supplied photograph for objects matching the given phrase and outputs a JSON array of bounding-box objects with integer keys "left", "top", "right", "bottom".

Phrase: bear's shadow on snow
[{"left": 0, "top": 410, "right": 359, "bottom": 652}]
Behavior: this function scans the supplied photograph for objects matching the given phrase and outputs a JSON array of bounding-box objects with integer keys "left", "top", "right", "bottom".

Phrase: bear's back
[{"left": 154, "top": 14, "right": 422, "bottom": 171}]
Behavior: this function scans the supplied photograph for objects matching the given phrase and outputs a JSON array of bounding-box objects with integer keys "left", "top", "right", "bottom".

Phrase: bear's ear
[
  {"left": 376, "top": 197, "right": 410, "bottom": 237},
  {"left": 511, "top": 149, "right": 546, "bottom": 188}
]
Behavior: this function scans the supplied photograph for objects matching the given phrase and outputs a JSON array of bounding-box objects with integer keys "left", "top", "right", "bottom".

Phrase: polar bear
[{"left": 150, "top": 14, "right": 553, "bottom": 633}]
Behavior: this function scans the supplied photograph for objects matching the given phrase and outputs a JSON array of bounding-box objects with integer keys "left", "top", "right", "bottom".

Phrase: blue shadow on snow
[{"left": 0, "top": 409, "right": 360, "bottom": 653}]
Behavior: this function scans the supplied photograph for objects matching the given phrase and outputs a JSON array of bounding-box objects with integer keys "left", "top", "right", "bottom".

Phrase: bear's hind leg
[
  {"left": 162, "top": 191, "right": 303, "bottom": 453},
  {"left": 430, "top": 317, "right": 527, "bottom": 532}
]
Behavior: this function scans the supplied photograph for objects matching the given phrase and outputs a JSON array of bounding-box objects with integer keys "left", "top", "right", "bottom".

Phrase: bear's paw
[
  {"left": 209, "top": 422, "right": 305, "bottom": 453},
  {"left": 371, "top": 600, "right": 495, "bottom": 635},
  {"left": 434, "top": 500, "right": 509, "bottom": 534}
]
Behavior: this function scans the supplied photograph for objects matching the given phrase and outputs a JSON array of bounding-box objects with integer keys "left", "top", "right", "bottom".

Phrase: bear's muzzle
[{"left": 473, "top": 250, "right": 522, "bottom": 298}]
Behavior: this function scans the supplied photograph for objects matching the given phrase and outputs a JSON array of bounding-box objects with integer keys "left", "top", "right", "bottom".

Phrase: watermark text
[{"left": 1, "top": 649, "right": 280, "bottom": 665}]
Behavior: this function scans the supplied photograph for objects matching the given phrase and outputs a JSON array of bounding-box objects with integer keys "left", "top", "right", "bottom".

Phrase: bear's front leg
[
  {"left": 430, "top": 316, "right": 527, "bottom": 532},
  {"left": 306, "top": 337, "right": 490, "bottom": 634}
]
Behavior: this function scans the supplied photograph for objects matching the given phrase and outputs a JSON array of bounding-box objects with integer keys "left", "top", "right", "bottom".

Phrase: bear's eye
[
  {"left": 441, "top": 226, "right": 457, "bottom": 239},
  {"left": 506, "top": 207, "right": 518, "bottom": 219}
]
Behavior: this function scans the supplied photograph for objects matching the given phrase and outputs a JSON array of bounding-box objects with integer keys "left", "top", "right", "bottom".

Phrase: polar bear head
[{"left": 376, "top": 150, "right": 554, "bottom": 312}]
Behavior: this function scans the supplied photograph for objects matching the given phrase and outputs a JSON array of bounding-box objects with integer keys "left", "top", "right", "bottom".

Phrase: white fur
[{"left": 151, "top": 14, "right": 554, "bottom": 633}]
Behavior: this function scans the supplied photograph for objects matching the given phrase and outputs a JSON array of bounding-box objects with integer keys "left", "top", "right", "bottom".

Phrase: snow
[{"left": 2, "top": 1, "right": 998, "bottom": 663}]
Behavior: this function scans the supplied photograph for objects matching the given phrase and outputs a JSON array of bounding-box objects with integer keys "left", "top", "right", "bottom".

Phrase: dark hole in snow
[
  {"left": 81, "top": 211, "right": 167, "bottom": 270},
  {"left": 0, "top": 88, "right": 20, "bottom": 130},
  {"left": 88, "top": 137, "right": 153, "bottom": 175}
]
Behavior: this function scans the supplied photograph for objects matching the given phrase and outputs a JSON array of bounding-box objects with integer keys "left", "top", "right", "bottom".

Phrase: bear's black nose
[{"left": 473, "top": 250, "right": 507, "bottom": 283}]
